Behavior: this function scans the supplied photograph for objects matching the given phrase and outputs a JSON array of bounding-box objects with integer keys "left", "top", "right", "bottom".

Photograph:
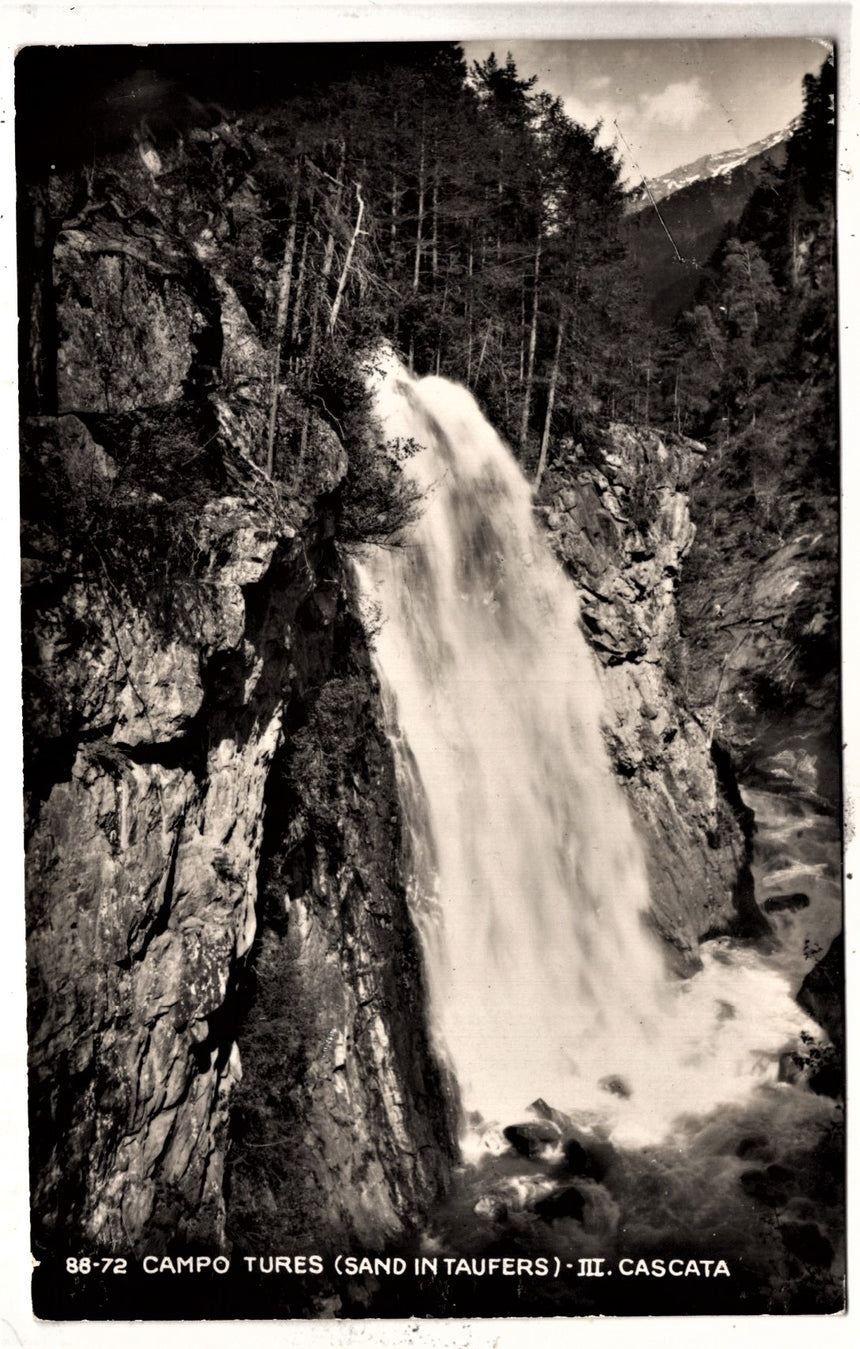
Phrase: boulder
[
  {"left": 561, "top": 1135, "right": 617, "bottom": 1184},
  {"left": 503, "top": 1121, "right": 562, "bottom": 1159},
  {"left": 736, "top": 1134, "right": 773, "bottom": 1162},
  {"left": 763, "top": 893, "right": 810, "bottom": 914},
  {"left": 533, "top": 1185, "right": 587, "bottom": 1223},
  {"left": 797, "top": 934, "right": 844, "bottom": 1051}
]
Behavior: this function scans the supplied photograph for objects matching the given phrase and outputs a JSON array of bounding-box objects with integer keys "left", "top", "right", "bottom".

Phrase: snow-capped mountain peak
[{"left": 626, "top": 119, "right": 799, "bottom": 212}]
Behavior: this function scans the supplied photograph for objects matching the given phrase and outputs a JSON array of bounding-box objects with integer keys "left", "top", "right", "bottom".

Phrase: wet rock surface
[
  {"left": 763, "top": 892, "right": 810, "bottom": 913},
  {"left": 680, "top": 519, "right": 839, "bottom": 793},
  {"left": 779, "top": 1220, "right": 834, "bottom": 1268},
  {"left": 393, "top": 1091, "right": 843, "bottom": 1319},
  {"left": 533, "top": 1185, "right": 587, "bottom": 1223},
  {"left": 675, "top": 437, "right": 841, "bottom": 1043},
  {"left": 798, "top": 934, "right": 844, "bottom": 1052},
  {"left": 226, "top": 622, "right": 457, "bottom": 1253},
  {"left": 503, "top": 1122, "right": 562, "bottom": 1159},
  {"left": 542, "top": 428, "right": 758, "bottom": 964},
  {"left": 741, "top": 781, "right": 841, "bottom": 1024}
]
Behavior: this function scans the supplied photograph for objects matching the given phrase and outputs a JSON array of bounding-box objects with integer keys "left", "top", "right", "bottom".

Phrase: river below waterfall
[
  {"left": 350, "top": 356, "right": 843, "bottom": 1316},
  {"left": 742, "top": 736, "right": 842, "bottom": 993}
]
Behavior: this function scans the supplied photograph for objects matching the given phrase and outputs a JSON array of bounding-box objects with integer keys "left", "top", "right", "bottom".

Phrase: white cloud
[
  {"left": 638, "top": 78, "right": 713, "bottom": 130},
  {"left": 562, "top": 93, "right": 636, "bottom": 138}
]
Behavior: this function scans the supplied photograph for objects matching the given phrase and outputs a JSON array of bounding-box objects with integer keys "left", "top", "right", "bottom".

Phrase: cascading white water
[{"left": 354, "top": 354, "right": 820, "bottom": 1148}]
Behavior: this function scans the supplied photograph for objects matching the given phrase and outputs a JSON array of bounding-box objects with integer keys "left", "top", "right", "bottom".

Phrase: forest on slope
[
  {"left": 664, "top": 60, "right": 839, "bottom": 783},
  {"left": 19, "top": 44, "right": 836, "bottom": 525},
  {"left": 19, "top": 44, "right": 644, "bottom": 483}
]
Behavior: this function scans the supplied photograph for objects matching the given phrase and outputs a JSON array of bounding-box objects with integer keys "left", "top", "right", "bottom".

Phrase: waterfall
[{"left": 354, "top": 354, "right": 818, "bottom": 1148}]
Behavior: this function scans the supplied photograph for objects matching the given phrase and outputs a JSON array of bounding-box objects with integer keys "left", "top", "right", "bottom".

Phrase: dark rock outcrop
[
  {"left": 502, "top": 1122, "right": 561, "bottom": 1159},
  {"left": 676, "top": 408, "right": 839, "bottom": 815},
  {"left": 763, "top": 892, "right": 811, "bottom": 914},
  {"left": 23, "top": 405, "right": 454, "bottom": 1257},
  {"left": 533, "top": 1185, "right": 587, "bottom": 1224},
  {"left": 561, "top": 1136, "right": 617, "bottom": 1185},
  {"left": 25, "top": 420, "right": 301, "bottom": 1251},
  {"left": 780, "top": 1221, "right": 835, "bottom": 1269},
  {"left": 797, "top": 933, "right": 844, "bottom": 1053},
  {"left": 227, "top": 620, "right": 457, "bottom": 1253}
]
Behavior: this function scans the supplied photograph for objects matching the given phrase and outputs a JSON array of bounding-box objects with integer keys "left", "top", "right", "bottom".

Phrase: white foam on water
[{"left": 354, "top": 356, "right": 822, "bottom": 1148}]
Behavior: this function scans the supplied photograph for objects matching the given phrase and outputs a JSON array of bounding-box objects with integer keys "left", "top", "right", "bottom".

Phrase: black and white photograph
[{"left": 11, "top": 3, "right": 849, "bottom": 1327}]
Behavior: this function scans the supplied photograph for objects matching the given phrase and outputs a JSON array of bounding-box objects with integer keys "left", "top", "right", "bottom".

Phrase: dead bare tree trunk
[
  {"left": 496, "top": 174, "right": 503, "bottom": 262},
  {"left": 413, "top": 129, "right": 425, "bottom": 294},
  {"left": 742, "top": 245, "right": 759, "bottom": 332},
  {"left": 518, "top": 277, "right": 526, "bottom": 389},
  {"left": 290, "top": 194, "right": 313, "bottom": 346},
  {"left": 435, "top": 260, "right": 452, "bottom": 375},
  {"left": 329, "top": 181, "right": 365, "bottom": 335},
  {"left": 473, "top": 318, "right": 494, "bottom": 387},
  {"left": 534, "top": 309, "right": 565, "bottom": 491},
  {"left": 789, "top": 212, "right": 801, "bottom": 289},
  {"left": 431, "top": 163, "right": 439, "bottom": 281},
  {"left": 302, "top": 141, "right": 346, "bottom": 453},
  {"left": 519, "top": 232, "right": 542, "bottom": 453},
  {"left": 501, "top": 361, "right": 511, "bottom": 423},
  {"left": 465, "top": 227, "right": 474, "bottom": 384},
  {"left": 311, "top": 145, "right": 346, "bottom": 321},
  {"left": 266, "top": 161, "right": 302, "bottom": 477},
  {"left": 390, "top": 110, "right": 399, "bottom": 279}
]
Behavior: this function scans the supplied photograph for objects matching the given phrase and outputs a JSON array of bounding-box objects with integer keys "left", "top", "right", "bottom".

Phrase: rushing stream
[{"left": 351, "top": 355, "right": 842, "bottom": 1312}]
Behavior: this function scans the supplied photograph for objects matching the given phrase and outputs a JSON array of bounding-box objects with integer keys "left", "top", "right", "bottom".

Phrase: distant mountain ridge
[
  {"left": 626, "top": 119, "right": 799, "bottom": 213},
  {"left": 624, "top": 123, "right": 795, "bottom": 322}
]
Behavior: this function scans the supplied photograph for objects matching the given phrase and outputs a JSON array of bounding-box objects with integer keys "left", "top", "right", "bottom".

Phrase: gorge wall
[
  {"left": 541, "top": 426, "right": 761, "bottom": 967},
  {"left": 23, "top": 413, "right": 456, "bottom": 1260},
  {"left": 21, "top": 125, "right": 457, "bottom": 1263},
  {"left": 22, "top": 112, "right": 760, "bottom": 1265}
]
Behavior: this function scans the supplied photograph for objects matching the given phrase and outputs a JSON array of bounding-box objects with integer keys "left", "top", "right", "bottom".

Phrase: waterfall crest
[{"left": 355, "top": 355, "right": 817, "bottom": 1147}]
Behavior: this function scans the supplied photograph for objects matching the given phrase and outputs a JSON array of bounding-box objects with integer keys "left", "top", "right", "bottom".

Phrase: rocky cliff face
[
  {"left": 680, "top": 507, "right": 840, "bottom": 804},
  {"left": 227, "top": 613, "right": 458, "bottom": 1262},
  {"left": 24, "top": 412, "right": 298, "bottom": 1253},
  {"left": 541, "top": 426, "right": 762, "bottom": 969},
  {"left": 23, "top": 410, "right": 453, "bottom": 1260},
  {"left": 675, "top": 438, "right": 841, "bottom": 1032},
  {"left": 21, "top": 126, "right": 454, "bottom": 1262}
]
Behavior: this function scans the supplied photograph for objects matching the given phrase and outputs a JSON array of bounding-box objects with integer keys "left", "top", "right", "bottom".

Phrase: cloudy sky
[{"left": 462, "top": 38, "right": 829, "bottom": 184}]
